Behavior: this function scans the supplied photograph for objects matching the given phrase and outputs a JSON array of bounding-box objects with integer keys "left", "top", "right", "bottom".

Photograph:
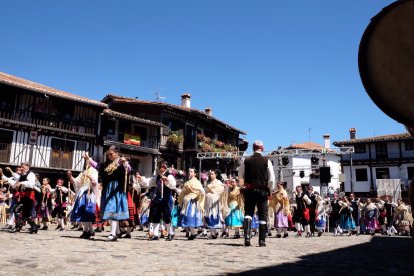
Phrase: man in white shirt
[{"left": 10, "top": 162, "right": 39, "bottom": 233}]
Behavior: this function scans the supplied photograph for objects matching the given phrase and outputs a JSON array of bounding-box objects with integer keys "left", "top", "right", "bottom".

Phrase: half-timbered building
[
  {"left": 102, "top": 93, "right": 246, "bottom": 175},
  {"left": 0, "top": 72, "right": 106, "bottom": 179}
]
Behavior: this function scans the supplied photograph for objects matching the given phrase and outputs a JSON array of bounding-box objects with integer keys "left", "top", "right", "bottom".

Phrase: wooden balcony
[
  {"left": 0, "top": 108, "right": 96, "bottom": 135},
  {"left": 160, "top": 134, "right": 183, "bottom": 152}
]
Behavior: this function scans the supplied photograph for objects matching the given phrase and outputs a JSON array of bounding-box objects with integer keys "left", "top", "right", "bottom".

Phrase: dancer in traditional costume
[
  {"left": 383, "top": 196, "right": 398, "bottom": 236},
  {"left": 314, "top": 193, "right": 328, "bottom": 236},
  {"left": 238, "top": 140, "right": 275, "bottom": 247},
  {"left": 223, "top": 178, "right": 244, "bottom": 239},
  {"left": 50, "top": 178, "right": 69, "bottom": 231},
  {"left": 293, "top": 185, "right": 312, "bottom": 237},
  {"left": 376, "top": 197, "right": 387, "bottom": 235},
  {"left": 363, "top": 198, "right": 379, "bottom": 235},
  {"left": 394, "top": 199, "right": 413, "bottom": 236},
  {"left": 100, "top": 145, "right": 131, "bottom": 242},
  {"left": 37, "top": 178, "right": 52, "bottom": 230},
  {"left": 137, "top": 159, "right": 177, "bottom": 241},
  {"left": 93, "top": 182, "right": 104, "bottom": 232},
  {"left": 330, "top": 193, "right": 343, "bottom": 236},
  {"left": 119, "top": 178, "right": 141, "bottom": 239},
  {"left": 7, "top": 162, "right": 39, "bottom": 233},
  {"left": 339, "top": 196, "right": 356, "bottom": 235},
  {"left": 349, "top": 193, "right": 362, "bottom": 235},
  {"left": 177, "top": 168, "right": 205, "bottom": 240},
  {"left": 67, "top": 153, "right": 99, "bottom": 239},
  {"left": 204, "top": 169, "right": 225, "bottom": 239},
  {"left": 1, "top": 166, "right": 22, "bottom": 230},
  {"left": 270, "top": 181, "right": 290, "bottom": 238},
  {"left": 306, "top": 186, "right": 317, "bottom": 236}
]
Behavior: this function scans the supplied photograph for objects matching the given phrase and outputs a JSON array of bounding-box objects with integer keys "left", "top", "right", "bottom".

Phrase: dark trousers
[
  {"left": 149, "top": 200, "right": 172, "bottom": 224},
  {"left": 52, "top": 204, "right": 65, "bottom": 219},
  {"left": 14, "top": 197, "right": 36, "bottom": 229},
  {"left": 243, "top": 189, "right": 269, "bottom": 223}
]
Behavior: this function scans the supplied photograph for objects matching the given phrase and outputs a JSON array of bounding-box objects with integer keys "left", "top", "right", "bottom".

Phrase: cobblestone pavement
[{"left": 0, "top": 224, "right": 413, "bottom": 276}]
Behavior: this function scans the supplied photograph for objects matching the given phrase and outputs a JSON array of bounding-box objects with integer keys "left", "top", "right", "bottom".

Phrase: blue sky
[{"left": 0, "top": 0, "right": 404, "bottom": 151}]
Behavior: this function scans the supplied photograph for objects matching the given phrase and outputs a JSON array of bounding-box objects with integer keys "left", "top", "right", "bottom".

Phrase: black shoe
[
  {"left": 306, "top": 233, "right": 311, "bottom": 238},
  {"left": 29, "top": 227, "right": 38, "bottom": 234},
  {"left": 268, "top": 231, "right": 272, "bottom": 237},
  {"left": 83, "top": 232, "right": 93, "bottom": 239},
  {"left": 276, "top": 234, "right": 282, "bottom": 238},
  {"left": 233, "top": 234, "right": 241, "bottom": 239},
  {"left": 55, "top": 225, "right": 61, "bottom": 230},
  {"left": 188, "top": 234, "right": 197, "bottom": 240},
  {"left": 166, "top": 234, "right": 174, "bottom": 241},
  {"left": 283, "top": 233, "right": 288, "bottom": 238},
  {"left": 259, "top": 240, "right": 266, "bottom": 247},
  {"left": 318, "top": 232, "right": 323, "bottom": 237},
  {"left": 243, "top": 218, "right": 252, "bottom": 247},
  {"left": 79, "top": 232, "right": 88, "bottom": 239},
  {"left": 94, "top": 227, "right": 102, "bottom": 233},
  {"left": 185, "top": 232, "right": 190, "bottom": 238},
  {"left": 71, "top": 225, "right": 78, "bottom": 230},
  {"left": 244, "top": 239, "right": 251, "bottom": 246},
  {"left": 258, "top": 224, "right": 267, "bottom": 247},
  {"left": 123, "top": 234, "right": 132, "bottom": 239},
  {"left": 78, "top": 227, "right": 84, "bottom": 231},
  {"left": 41, "top": 226, "right": 48, "bottom": 230},
  {"left": 221, "top": 231, "right": 227, "bottom": 238},
  {"left": 149, "top": 236, "right": 159, "bottom": 241}
]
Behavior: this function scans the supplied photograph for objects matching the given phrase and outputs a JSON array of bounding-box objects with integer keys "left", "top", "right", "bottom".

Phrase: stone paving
[{"left": 0, "top": 224, "right": 413, "bottom": 276}]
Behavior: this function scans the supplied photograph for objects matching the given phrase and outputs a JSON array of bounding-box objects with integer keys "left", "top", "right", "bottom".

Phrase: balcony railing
[
  {"left": 104, "top": 134, "right": 159, "bottom": 150},
  {"left": 0, "top": 108, "right": 96, "bottom": 134},
  {"left": 342, "top": 150, "right": 414, "bottom": 161},
  {"left": 160, "top": 134, "right": 183, "bottom": 151},
  {"left": 0, "top": 143, "right": 11, "bottom": 163}
]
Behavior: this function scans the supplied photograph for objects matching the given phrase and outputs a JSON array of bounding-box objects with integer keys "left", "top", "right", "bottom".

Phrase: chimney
[
  {"left": 349, "top": 128, "right": 356, "bottom": 139},
  {"left": 181, "top": 93, "right": 191, "bottom": 108},
  {"left": 205, "top": 107, "right": 212, "bottom": 116},
  {"left": 323, "top": 134, "right": 330, "bottom": 149}
]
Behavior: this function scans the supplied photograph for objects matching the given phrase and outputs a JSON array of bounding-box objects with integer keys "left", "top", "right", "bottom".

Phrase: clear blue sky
[{"left": 0, "top": 0, "right": 404, "bottom": 151}]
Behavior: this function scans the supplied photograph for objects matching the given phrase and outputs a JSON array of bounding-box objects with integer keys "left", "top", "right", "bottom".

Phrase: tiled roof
[
  {"left": 286, "top": 142, "right": 324, "bottom": 150},
  {"left": 333, "top": 132, "right": 413, "bottom": 145},
  {"left": 0, "top": 72, "right": 107, "bottom": 108},
  {"left": 103, "top": 109, "right": 165, "bottom": 127},
  {"left": 102, "top": 94, "right": 246, "bottom": 135}
]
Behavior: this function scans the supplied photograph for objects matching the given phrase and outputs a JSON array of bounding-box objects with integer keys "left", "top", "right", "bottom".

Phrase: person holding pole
[
  {"left": 67, "top": 152, "right": 99, "bottom": 240},
  {"left": 99, "top": 145, "right": 130, "bottom": 242},
  {"left": 136, "top": 159, "right": 176, "bottom": 241}
]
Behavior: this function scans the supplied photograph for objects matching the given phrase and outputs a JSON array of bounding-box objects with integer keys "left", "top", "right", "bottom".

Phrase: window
[
  {"left": 405, "top": 141, "right": 414, "bottom": 151},
  {"left": 354, "top": 144, "right": 366, "bottom": 153},
  {"left": 132, "top": 125, "right": 147, "bottom": 141},
  {"left": 407, "top": 167, "right": 414, "bottom": 181},
  {"left": 184, "top": 124, "right": 196, "bottom": 148},
  {"left": 376, "top": 168, "right": 390, "bottom": 179},
  {"left": 50, "top": 138, "right": 75, "bottom": 169},
  {"left": 355, "top": 168, "right": 368, "bottom": 182},
  {"left": 375, "top": 142, "right": 388, "bottom": 159},
  {"left": 0, "top": 129, "right": 13, "bottom": 163}
]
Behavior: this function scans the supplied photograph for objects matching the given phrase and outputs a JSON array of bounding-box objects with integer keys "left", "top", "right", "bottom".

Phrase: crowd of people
[{"left": 1, "top": 143, "right": 413, "bottom": 246}]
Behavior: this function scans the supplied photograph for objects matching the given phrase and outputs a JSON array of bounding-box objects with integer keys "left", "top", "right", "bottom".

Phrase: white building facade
[
  {"left": 333, "top": 129, "right": 414, "bottom": 196},
  {"left": 268, "top": 135, "right": 342, "bottom": 197}
]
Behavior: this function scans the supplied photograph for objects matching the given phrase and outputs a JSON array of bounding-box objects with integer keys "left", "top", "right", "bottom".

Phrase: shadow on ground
[{"left": 227, "top": 236, "right": 414, "bottom": 275}]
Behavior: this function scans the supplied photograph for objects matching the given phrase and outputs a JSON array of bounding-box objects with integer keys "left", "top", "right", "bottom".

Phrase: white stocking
[
  {"left": 110, "top": 220, "right": 118, "bottom": 236},
  {"left": 153, "top": 223, "right": 160, "bottom": 237}
]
